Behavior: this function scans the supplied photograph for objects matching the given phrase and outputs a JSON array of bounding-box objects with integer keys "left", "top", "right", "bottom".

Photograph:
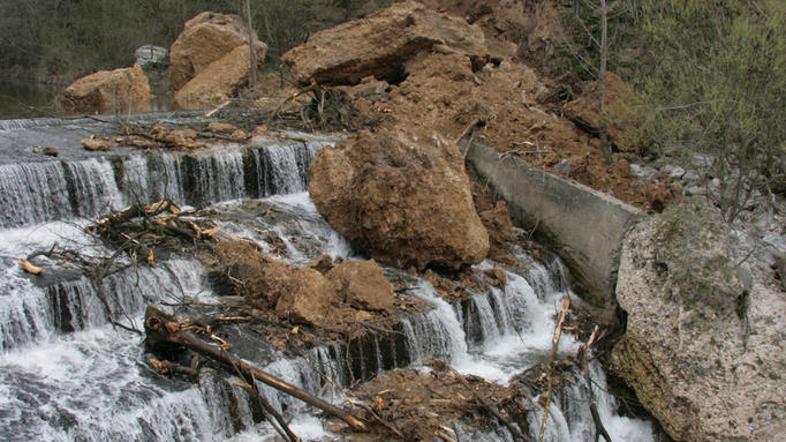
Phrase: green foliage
[{"left": 637, "top": 0, "right": 786, "bottom": 222}]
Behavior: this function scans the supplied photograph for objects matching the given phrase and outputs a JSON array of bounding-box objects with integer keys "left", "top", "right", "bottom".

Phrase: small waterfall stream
[{"left": 0, "top": 126, "right": 654, "bottom": 441}]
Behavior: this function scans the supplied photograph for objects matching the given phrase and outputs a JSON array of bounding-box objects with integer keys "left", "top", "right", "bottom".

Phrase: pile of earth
[{"left": 282, "top": 0, "right": 678, "bottom": 212}]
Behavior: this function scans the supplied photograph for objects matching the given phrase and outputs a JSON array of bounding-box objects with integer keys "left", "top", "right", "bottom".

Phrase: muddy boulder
[
  {"left": 309, "top": 126, "right": 489, "bottom": 270},
  {"left": 169, "top": 11, "right": 257, "bottom": 91},
  {"left": 255, "top": 260, "right": 337, "bottom": 327},
  {"left": 282, "top": 0, "right": 486, "bottom": 85},
  {"left": 612, "top": 200, "right": 786, "bottom": 441},
  {"left": 564, "top": 72, "right": 647, "bottom": 153},
  {"left": 327, "top": 260, "right": 394, "bottom": 313},
  {"left": 174, "top": 43, "right": 267, "bottom": 110},
  {"left": 61, "top": 64, "right": 150, "bottom": 115}
]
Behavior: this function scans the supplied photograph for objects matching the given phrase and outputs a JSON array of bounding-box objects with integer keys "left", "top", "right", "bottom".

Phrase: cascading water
[{"left": 0, "top": 122, "right": 655, "bottom": 441}]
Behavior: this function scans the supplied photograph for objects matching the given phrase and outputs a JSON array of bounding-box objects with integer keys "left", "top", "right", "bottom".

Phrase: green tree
[{"left": 638, "top": 0, "right": 786, "bottom": 222}]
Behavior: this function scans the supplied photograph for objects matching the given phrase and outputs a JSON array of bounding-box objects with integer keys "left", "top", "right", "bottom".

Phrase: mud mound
[
  {"left": 309, "top": 126, "right": 489, "bottom": 270},
  {"left": 327, "top": 260, "right": 394, "bottom": 313},
  {"left": 280, "top": 0, "right": 674, "bottom": 211}
]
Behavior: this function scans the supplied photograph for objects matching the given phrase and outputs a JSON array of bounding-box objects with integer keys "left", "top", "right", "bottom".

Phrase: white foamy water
[{"left": 0, "top": 130, "right": 654, "bottom": 441}]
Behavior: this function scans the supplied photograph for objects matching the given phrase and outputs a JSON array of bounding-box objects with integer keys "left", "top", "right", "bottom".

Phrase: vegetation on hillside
[
  {"left": 555, "top": 0, "right": 785, "bottom": 222},
  {"left": 0, "top": 0, "right": 388, "bottom": 84}
]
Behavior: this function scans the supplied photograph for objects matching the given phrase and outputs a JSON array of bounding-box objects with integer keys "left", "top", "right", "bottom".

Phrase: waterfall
[
  {"left": 0, "top": 125, "right": 656, "bottom": 441},
  {"left": 0, "top": 140, "right": 330, "bottom": 228}
]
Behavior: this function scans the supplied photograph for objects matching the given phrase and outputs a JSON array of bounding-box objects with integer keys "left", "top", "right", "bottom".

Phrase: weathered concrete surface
[{"left": 466, "top": 142, "right": 641, "bottom": 309}]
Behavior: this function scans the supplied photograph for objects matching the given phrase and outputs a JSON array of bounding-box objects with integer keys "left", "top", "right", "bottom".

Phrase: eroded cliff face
[{"left": 613, "top": 200, "right": 786, "bottom": 441}]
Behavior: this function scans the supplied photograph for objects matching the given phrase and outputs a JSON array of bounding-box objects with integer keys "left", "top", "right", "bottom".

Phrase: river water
[{"left": 0, "top": 117, "right": 655, "bottom": 441}]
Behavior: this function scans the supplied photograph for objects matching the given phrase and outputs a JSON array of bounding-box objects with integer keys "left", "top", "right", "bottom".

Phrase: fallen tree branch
[
  {"left": 577, "top": 326, "right": 611, "bottom": 442},
  {"left": 538, "top": 297, "right": 570, "bottom": 442},
  {"left": 144, "top": 307, "right": 368, "bottom": 432}
]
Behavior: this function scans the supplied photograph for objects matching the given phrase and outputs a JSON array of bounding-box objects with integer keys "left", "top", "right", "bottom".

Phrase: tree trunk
[
  {"left": 598, "top": 0, "right": 612, "bottom": 164},
  {"left": 244, "top": 0, "right": 257, "bottom": 92},
  {"left": 144, "top": 307, "right": 368, "bottom": 432}
]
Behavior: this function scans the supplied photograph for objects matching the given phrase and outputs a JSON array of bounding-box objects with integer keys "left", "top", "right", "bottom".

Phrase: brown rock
[
  {"left": 169, "top": 12, "right": 256, "bottom": 91},
  {"left": 217, "top": 239, "right": 338, "bottom": 327},
  {"left": 564, "top": 72, "right": 647, "bottom": 153},
  {"left": 207, "top": 122, "right": 238, "bottom": 134},
  {"left": 327, "top": 260, "right": 394, "bottom": 312},
  {"left": 309, "top": 126, "right": 489, "bottom": 270},
  {"left": 165, "top": 128, "right": 198, "bottom": 144},
  {"left": 272, "top": 265, "right": 338, "bottom": 326},
  {"left": 479, "top": 201, "right": 513, "bottom": 244},
  {"left": 282, "top": 1, "right": 486, "bottom": 85},
  {"left": 81, "top": 136, "right": 112, "bottom": 152},
  {"left": 61, "top": 64, "right": 150, "bottom": 115},
  {"left": 174, "top": 44, "right": 267, "bottom": 110}
]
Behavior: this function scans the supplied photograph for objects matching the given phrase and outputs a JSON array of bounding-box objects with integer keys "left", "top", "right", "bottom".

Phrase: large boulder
[
  {"left": 169, "top": 11, "right": 257, "bottom": 91},
  {"left": 327, "top": 260, "right": 394, "bottom": 313},
  {"left": 282, "top": 0, "right": 487, "bottom": 85},
  {"left": 564, "top": 72, "right": 647, "bottom": 153},
  {"left": 309, "top": 126, "right": 489, "bottom": 270},
  {"left": 612, "top": 200, "right": 786, "bottom": 441},
  {"left": 174, "top": 43, "right": 267, "bottom": 110},
  {"left": 61, "top": 64, "right": 150, "bottom": 115}
]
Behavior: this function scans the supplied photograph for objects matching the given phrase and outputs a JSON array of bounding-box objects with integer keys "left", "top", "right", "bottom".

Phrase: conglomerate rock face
[
  {"left": 282, "top": 0, "right": 487, "bottom": 85},
  {"left": 309, "top": 126, "right": 489, "bottom": 270},
  {"left": 61, "top": 64, "right": 151, "bottom": 115},
  {"left": 613, "top": 200, "right": 786, "bottom": 441}
]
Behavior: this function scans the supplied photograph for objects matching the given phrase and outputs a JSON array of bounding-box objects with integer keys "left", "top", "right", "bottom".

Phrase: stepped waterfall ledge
[{"left": 0, "top": 117, "right": 656, "bottom": 441}]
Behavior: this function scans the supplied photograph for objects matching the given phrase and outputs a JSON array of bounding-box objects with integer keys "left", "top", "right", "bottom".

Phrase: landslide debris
[
  {"left": 347, "top": 365, "right": 532, "bottom": 441},
  {"left": 308, "top": 125, "right": 490, "bottom": 270},
  {"left": 280, "top": 1, "right": 676, "bottom": 212}
]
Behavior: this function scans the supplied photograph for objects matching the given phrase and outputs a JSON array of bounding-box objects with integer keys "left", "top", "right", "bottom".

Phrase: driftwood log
[
  {"left": 538, "top": 297, "right": 570, "bottom": 442},
  {"left": 144, "top": 307, "right": 367, "bottom": 432}
]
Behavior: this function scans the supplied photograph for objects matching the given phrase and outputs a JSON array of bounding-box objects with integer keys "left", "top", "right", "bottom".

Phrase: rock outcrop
[
  {"left": 174, "top": 43, "right": 267, "bottom": 110},
  {"left": 564, "top": 72, "right": 647, "bottom": 153},
  {"left": 168, "top": 12, "right": 255, "bottom": 91},
  {"left": 61, "top": 64, "right": 150, "bottom": 115},
  {"left": 613, "top": 200, "right": 786, "bottom": 441},
  {"left": 309, "top": 126, "right": 489, "bottom": 270},
  {"left": 282, "top": 0, "right": 487, "bottom": 85},
  {"left": 327, "top": 260, "right": 394, "bottom": 313}
]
